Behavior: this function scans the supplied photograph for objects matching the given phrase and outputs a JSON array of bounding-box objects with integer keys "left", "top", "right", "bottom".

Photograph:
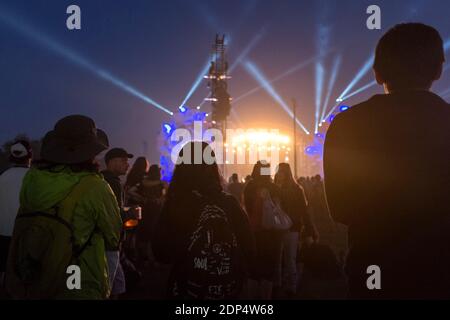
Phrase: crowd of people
[{"left": 0, "top": 22, "right": 449, "bottom": 300}]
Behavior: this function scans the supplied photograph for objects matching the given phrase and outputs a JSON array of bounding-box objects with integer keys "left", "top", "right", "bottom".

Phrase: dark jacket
[
  {"left": 243, "top": 179, "right": 281, "bottom": 230},
  {"left": 152, "top": 191, "right": 255, "bottom": 284},
  {"left": 324, "top": 90, "right": 450, "bottom": 299},
  {"left": 102, "top": 170, "right": 124, "bottom": 208},
  {"left": 279, "top": 181, "right": 315, "bottom": 235}
]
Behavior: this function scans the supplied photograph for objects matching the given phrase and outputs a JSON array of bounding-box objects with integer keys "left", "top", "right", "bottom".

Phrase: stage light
[
  {"left": 320, "top": 55, "right": 342, "bottom": 124},
  {"left": 230, "top": 131, "right": 291, "bottom": 151},
  {"left": 163, "top": 124, "right": 174, "bottom": 135},
  {"left": 339, "top": 105, "right": 350, "bottom": 112},
  {"left": 305, "top": 146, "right": 318, "bottom": 156},
  {"left": 179, "top": 59, "right": 211, "bottom": 107},
  {"left": 336, "top": 54, "right": 374, "bottom": 102},
  {"left": 0, "top": 8, "right": 173, "bottom": 116},
  {"left": 329, "top": 114, "right": 336, "bottom": 123},
  {"left": 179, "top": 105, "right": 188, "bottom": 113},
  {"left": 244, "top": 60, "right": 310, "bottom": 135},
  {"left": 196, "top": 106, "right": 201, "bottom": 110},
  {"left": 340, "top": 80, "right": 377, "bottom": 101}
]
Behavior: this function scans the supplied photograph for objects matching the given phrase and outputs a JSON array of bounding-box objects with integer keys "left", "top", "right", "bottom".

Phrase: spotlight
[
  {"left": 329, "top": 114, "right": 336, "bottom": 123},
  {"left": 336, "top": 98, "right": 344, "bottom": 102},
  {"left": 163, "top": 124, "right": 174, "bottom": 135},
  {"left": 179, "top": 105, "right": 188, "bottom": 113},
  {"left": 196, "top": 106, "right": 201, "bottom": 110},
  {"left": 339, "top": 105, "right": 350, "bottom": 112}
]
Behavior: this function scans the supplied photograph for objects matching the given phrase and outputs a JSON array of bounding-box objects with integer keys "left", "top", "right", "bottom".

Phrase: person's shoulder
[
  {"left": 333, "top": 95, "right": 382, "bottom": 124},
  {"left": 0, "top": 166, "right": 28, "bottom": 179},
  {"left": 79, "top": 173, "right": 114, "bottom": 196}
]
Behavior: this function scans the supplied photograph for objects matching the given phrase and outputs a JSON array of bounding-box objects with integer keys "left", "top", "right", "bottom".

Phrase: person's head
[
  {"left": 374, "top": 23, "right": 445, "bottom": 92},
  {"left": 251, "top": 161, "right": 271, "bottom": 185},
  {"left": 314, "top": 174, "right": 322, "bottom": 182},
  {"left": 274, "top": 163, "right": 295, "bottom": 186},
  {"left": 40, "top": 115, "right": 108, "bottom": 170},
  {"left": 125, "top": 156, "right": 149, "bottom": 187},
  {"left": 231, "top": 173, "right": 239, "bottom": 183},
  {"left": 105, "top": 148, "right": 134, "bottom": 176},
  {"left": 244, "top": 175, "right": 252, "bottom": 183},
  {"left": 167, "top": 141, "right": 223, "bottom": 200},
  {"left": 148, "top": 164, "right": 161, "bottom": 181},
  {"left": 9, "top": 140, "right": 33, "bottom": 167}
]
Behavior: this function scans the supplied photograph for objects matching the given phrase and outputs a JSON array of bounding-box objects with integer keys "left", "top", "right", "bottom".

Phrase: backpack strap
[{"left": 56, "top": 175, "right": 98, "bottom": 259}]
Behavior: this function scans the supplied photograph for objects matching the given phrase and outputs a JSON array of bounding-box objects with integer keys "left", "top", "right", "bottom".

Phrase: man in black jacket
[{"left": 324, "top": 23, "right": 450, "bottom": 299}]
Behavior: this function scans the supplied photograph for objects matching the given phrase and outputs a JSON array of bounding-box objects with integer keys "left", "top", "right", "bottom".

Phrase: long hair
[
  {"left": 274, "top": 162, "right": 297, "bottom": 187},
  {"left": 125, "top": 157, "right": 149, "bottom": 188},
  {"left": 148, "top": 164, "right": 161, "bottom": 181},
  {"left": 166, "top": 141, "right": 223, "bottom": 202}
]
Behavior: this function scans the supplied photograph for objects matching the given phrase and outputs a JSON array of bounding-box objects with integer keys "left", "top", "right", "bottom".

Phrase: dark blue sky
[{"left": 0, "top": 0, "right": 449, "bottom": 163}]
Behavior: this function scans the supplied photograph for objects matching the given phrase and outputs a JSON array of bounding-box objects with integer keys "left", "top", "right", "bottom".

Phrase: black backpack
[{"left": 174, "top": 192, "right": 243, "bottom": 300}]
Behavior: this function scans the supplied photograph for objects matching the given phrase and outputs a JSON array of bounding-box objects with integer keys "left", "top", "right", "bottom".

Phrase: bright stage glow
[
  {"left": 320, "top": 55, "right": 342, "bottom": 125},
  {"left": 179, "top": 105, "right": 188, "bottom": 113},
  {"left": 339, "top": 105, "right": 350, "bottom": 112},
  {"left": 244, "top": 60, "right": 310, "bottom": 135},
  {"left": 231, "top": 131, "right": 290, "bottom": 146},
  {"left": 0, "top": 9, "right": 173, "bottom": 116},
  {"left": 336, "top": 54, "right": 374, "bottom": 102}
]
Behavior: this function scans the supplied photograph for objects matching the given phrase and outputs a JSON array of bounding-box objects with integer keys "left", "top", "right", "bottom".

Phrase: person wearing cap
[
  {"left": 101, "top": 148, "right": 141, "bottom": 298},
  {"left": 0, "top": 140, "right": 33, "bottom": 287},
  {"left": 7, "top": 115, "right": 122, "bottom": 299}
]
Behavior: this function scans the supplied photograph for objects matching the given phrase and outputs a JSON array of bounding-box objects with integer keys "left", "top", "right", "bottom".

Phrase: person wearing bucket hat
[
  {"left": 6, "top": 115, "right": 122, "bottom": 300},
  {"left": 40, "top": 115, "right": 109, "bottom": 164}
]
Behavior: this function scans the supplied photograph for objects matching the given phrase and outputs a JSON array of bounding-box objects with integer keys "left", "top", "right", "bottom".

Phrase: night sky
[{"left": 0, "top": 0, "right": 449, "bottom": 163}]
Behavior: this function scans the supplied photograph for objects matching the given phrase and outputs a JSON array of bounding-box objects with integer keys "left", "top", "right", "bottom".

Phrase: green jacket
[{"left": 19, "top": 166, "right": 122, "bottom": 299}]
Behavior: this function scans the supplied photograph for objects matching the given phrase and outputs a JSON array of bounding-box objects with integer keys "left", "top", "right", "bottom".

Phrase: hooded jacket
[{"left": 19, "top": 166, "right": 122, "bottom": 299}]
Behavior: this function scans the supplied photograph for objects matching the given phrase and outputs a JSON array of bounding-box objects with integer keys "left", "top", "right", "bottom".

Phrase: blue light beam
[
  {"left": 234, "top": 52, "right": 329, "bottom": 104},
  {"left": 336, "top": 54, "right": 375, "bottom": 102},
  {"left": 340, "top": 80, "right": 377, "bottom": 101},
  {"left": 315, "top": 62, "right": 325, "bottom": 133},
  {"left": 179, "top": 59, "right": 211, "bottom": 108},
  {"left": 320, "top": 55, "right": 342, "bottom": 123},
  {"left": 244, "top": 60, "right": 310, "bottom": 135},
  {"left": 0, "top": 8, "right": 173, "bottom": 116}
]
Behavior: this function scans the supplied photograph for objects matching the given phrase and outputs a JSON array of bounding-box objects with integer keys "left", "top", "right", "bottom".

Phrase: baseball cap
[
  {"left": 104, "top": 148, "right": 133, "bottom": 163},
  {"left": 10, "top": 140, "right": 32, "bottom": 159}
]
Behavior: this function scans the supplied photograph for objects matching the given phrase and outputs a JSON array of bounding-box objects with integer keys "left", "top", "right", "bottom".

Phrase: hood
[{"left": 20, "top": 166, "right": 93, "bottom": 213}]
